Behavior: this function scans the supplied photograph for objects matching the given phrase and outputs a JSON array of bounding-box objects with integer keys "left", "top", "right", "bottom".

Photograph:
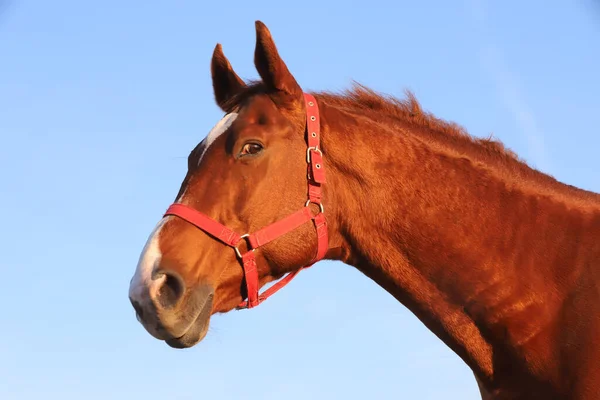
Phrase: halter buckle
[{"left": 306, "top": 146, "right": 322, "bottom": 164}]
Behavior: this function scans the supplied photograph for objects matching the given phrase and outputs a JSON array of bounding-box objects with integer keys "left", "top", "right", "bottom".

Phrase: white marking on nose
[
  {"left": 130, "top": 113, "right": 239, "bottom": 299},
  {"left": 129, "top": 218, "right": 169, "bottom": 303}
]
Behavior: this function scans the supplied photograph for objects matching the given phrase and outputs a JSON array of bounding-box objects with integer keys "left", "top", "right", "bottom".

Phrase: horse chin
[{"left": 164, "top": 301, "right": 212, "bottom": 349}]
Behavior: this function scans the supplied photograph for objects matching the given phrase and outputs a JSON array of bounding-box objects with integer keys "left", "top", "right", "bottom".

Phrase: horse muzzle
[{"left": 129, "top": 269, "right": 214, "bottom": 349}]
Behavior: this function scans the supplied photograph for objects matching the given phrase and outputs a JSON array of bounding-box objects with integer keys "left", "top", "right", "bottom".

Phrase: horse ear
[
  {"left": 254, "top": 21, "right": 302, "bottom": 98},
  {"left": 211, "top": 43, "right": 246, "bottom": 112}
]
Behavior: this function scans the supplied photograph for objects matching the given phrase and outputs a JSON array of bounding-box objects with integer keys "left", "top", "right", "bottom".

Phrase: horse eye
[{"left": 240, "top": 142, "right": 263, "bottom": 156}]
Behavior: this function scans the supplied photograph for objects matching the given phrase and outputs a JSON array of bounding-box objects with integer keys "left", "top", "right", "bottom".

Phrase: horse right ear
[
  {"left": 211, "top": 43, "right": 246, "bottom": 112},
  {"left": 253, "top": 20, "right": 302, "bottom": 99}
]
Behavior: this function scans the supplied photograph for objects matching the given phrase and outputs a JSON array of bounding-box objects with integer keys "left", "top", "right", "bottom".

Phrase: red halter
[{"left": 163, "top": 93, "right": 328, "bottom": 309}]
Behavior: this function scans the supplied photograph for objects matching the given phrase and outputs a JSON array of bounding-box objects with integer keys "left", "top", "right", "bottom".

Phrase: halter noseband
[{"left": 163, "top": 93, "right": 328, "bottom": 309}]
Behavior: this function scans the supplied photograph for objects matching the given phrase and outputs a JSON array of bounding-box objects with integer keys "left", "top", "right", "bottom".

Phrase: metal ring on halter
[
  {"left": 305, "top": 199, "right": 325, "bottom": 214},
  {"left": 234, "top": 234, "right": 255, "bottom": 259},
  {"left": 306, "top": 146, "right": 323, "bottom": 163}
]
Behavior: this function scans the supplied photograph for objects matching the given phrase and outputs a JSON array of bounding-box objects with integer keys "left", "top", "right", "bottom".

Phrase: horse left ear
[
  {"left": 211, "top": 43, "right": 247, "bottom": 112},
  {"left": 254, "top": 21, "right": 303, "bottom": 99}
]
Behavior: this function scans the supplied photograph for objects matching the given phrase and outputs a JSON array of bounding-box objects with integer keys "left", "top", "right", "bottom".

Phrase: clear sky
[{"left": 1, "top": 1, "right": 599, "bottom": 399}]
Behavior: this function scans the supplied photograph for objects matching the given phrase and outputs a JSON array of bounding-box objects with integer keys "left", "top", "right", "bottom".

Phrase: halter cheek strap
[{"left": 163, "top": 93, "right": 328, "bottom": 309}]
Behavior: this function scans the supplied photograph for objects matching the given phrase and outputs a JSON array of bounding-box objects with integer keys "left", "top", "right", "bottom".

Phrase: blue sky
[{"left": 1, "top": 1, "right": 599, "bottom": 399}]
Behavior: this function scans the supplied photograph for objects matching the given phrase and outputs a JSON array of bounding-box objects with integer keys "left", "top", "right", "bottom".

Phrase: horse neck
[{"left": 318, "top": 98, "right": 600, "bottom": 393}]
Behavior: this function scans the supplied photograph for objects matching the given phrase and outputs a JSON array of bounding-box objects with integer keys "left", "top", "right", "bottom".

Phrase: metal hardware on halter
[
  {"left": 306, "top": 146, "right": 322, "bottom": 164},
  {"left": 305, "top": 199, "right": 325, "bottom": 214},
  {"left": 234, "top": 234, "right": 254, "bottom": 259}
]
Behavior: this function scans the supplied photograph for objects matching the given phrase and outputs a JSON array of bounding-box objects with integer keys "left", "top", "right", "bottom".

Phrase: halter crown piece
[{"left": 163, "top": 93, "right": 328, "bottom": 309}]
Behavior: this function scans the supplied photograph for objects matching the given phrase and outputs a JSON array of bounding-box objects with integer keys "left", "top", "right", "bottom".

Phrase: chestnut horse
[{"left": 128, "top": 21, "right": 600, "bottom": 399}]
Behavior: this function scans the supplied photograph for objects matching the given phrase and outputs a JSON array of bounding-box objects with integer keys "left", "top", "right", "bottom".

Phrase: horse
[{"left": 128, "top": 21, "right": 600, "bottom": 399}]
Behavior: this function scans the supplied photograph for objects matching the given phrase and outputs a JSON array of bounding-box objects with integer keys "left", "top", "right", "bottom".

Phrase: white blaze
[
  {"left": 176, "top": 112, "right": 238, "bottom": 205},
  {"left": 130, "top": 112, "right": 239, "bottom": 303},
  {"left": 198, "top": 112, "right": 238, "bottom": 166},
  {"left": 129, "top": 218, "right": 168, "bottom": 303}
]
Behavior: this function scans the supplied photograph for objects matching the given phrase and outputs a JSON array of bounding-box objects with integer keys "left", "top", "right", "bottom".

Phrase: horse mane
[
  {"left": 314, "top": 83, "right": 600, "bottom": 205},
  {"left": 321, "top": 83, "right": 521, "bottom": 157}
]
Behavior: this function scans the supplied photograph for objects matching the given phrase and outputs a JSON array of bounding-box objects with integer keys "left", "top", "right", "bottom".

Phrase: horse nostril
[{"left": 156, "top": 270, "right": 186, "bottom": 309}]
